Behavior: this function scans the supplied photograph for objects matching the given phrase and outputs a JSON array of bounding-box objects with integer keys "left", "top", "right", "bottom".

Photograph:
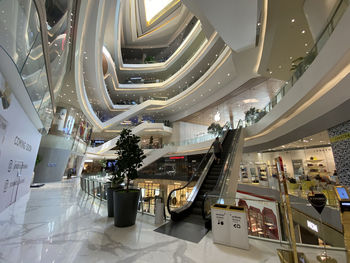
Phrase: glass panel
[
  {"left": 0, "top": 0, "right": 40, "bottom": 71},
  {"left": 20, "top": 33, "right": 47, "bottom": 110}
]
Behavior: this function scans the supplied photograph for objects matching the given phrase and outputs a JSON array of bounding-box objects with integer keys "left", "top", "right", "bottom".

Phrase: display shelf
[{"left": 306, "top": 159, "right": 324, "bottom": 163}]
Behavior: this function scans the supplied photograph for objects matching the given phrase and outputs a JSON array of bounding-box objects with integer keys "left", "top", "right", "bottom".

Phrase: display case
[
  {"left": 256, "top": 162, "right": 269, "bottom": 187},
  {"left": 240, "top": 164, "right": 249, "bottom": 183}
]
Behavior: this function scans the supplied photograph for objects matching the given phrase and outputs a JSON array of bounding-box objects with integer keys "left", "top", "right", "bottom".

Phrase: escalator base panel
[{"left": 154, "top": 221, "right": 208, "bottom": 243}]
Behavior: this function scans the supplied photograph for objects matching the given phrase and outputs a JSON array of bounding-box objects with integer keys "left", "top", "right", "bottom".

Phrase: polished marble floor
[{"left": 0, "top": 179, "right": 344, "bottom": 263}]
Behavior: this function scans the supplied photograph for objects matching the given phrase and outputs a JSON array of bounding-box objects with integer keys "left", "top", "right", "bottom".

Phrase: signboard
[
  {"left": 0, "top": 72, "right": 41, "bottom": 213},
  {"left": 308, "top": 193, "right": 327, "bottom": 214},
  {"left": 334, "top": 186, "right": 350, "bottom": 201},
  {"left": 211, "top": 204, "right": 249, "bottom": 249}
]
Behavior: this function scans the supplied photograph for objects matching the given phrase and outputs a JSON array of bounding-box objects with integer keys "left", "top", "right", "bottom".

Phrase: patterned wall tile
[{"left": 328, "top": 120, "right": 350, "bottom": 186}]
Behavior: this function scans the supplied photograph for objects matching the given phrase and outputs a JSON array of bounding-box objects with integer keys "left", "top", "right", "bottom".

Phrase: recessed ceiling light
[
  {"left": 200, "top": 70, "right": 202, "bottom": 73},
  {"left": 218, "top": 81, "right": 221, "bottom": 85},
  {"left": 278, "top": 65, "right": 282, "bottom": 69},
  {"left": 257, "top": 22, "right": 261, "bottom": 26},
  {"left": 193, "top": 99, "right": 196, "bottom": 102},
  {"left": 304, "top": 43, "right": 308, "bottom": 46},
  {"left": 200, "top": 94, "right": 203, "bottom": 96},
  {"left": 301, "top": 30, "right": 306, "bottom": 34},
  {"left": 289, "top": 56, "right": 293, "bottom": 60},
  {"left": 209, "top": 89, "right": 212, "bottom": 91},
  {"left": 208, "top": 63, "right": 210, "bottom": 66},
  {"left": 269, "top": 71, "right": 272, "bottom": 74},
  {"left": 291, "top": 18, "right": 295, "bottom": 23}
]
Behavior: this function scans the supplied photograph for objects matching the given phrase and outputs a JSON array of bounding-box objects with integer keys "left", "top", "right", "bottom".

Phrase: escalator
[{"left": 166, "top": 123, "right": 242, "bottom": 225}]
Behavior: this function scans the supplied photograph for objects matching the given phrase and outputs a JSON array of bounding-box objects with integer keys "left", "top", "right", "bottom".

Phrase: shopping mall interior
[{"left": 1, "top": 0, "right": 350, "bottom": 262}]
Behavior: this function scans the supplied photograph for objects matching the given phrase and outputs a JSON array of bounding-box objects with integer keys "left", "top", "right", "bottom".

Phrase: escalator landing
[{"left": 154, "top": 220, "right": 208, "bottom": 243}]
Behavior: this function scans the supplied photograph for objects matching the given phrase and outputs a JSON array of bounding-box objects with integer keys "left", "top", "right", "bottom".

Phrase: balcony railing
[
  {"left": 121, "top": 17, "right": 198, "bottom": 64},
  {"left": 251, "top": 0, "right": 349, "bottom": 126}
]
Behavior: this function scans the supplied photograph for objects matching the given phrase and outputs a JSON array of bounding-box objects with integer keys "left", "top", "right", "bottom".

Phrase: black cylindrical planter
[
  {"left": 113, "top": 189, "right": 140, "bottom": 227},
  {"left": 107, "top": 187, "right": 115, "bottom": 217}
]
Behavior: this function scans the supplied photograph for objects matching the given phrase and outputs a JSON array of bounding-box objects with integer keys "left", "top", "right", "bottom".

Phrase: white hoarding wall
[{"left": 0, "top": 72, "right": 42, "bottom": 213}]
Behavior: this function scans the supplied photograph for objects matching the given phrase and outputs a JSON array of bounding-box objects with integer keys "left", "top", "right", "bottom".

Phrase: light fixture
[
  {"left": 291, "top": 18, "right": 295, "bottom": 23},
  {"left": 301, "top": 30, "right": 306, "bottom": 34},
  {"left": 305, "top": 43, "right": 308, "bottom": 46},
  {"left": 289, "top": 56, "right": 293, "bottom": 60},
  {"left": 218, "top": 81, "right": 221, "bottom": 85},
  {"left": 214, "top": 111, "right": 220, "bottom": 122}
]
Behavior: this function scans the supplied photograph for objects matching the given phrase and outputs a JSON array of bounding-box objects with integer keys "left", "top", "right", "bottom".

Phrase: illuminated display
[{"left": 336, "top": 187, "right": 350, "bottom": 200}]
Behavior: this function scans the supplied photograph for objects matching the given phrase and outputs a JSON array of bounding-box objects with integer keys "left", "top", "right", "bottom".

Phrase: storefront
[{"left": 240, "top": 131, "right": 338, "bottom": 203}]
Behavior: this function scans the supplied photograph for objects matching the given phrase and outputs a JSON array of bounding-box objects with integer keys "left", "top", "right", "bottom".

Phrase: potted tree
[
  {"left": 106, "top": 170, "right": 124, "bottom": 217},
  {"left": 113, "top": 128, "right": 146, "bottom": 227}
]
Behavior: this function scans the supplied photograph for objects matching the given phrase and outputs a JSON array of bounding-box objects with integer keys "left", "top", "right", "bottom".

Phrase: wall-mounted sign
[
  {"left": 0, "top": 72, "right": 41, "bottom": 213},
  {"left": 307, "top": 220, "right": 318, "bottom": 232}
]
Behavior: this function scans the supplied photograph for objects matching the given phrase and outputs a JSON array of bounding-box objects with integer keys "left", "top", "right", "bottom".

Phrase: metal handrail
[
  {"left": 166, "top": 127, "right": 230, "bottom": 216},
  {"left": 201, "top": 119, "right": 243, "bottom": 219},
  {"left": 214, "top": 120, "right": 243, "bottom": 193}
]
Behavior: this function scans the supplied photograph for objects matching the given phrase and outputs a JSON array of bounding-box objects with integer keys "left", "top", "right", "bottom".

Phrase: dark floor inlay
[{"left": 154, "top": 221, "right": 208, "bottom": 243}]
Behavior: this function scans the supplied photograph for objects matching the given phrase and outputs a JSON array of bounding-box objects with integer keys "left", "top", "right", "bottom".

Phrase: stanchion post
[{"left": 275, "top": 157, "right": 298, "bottom": 263}]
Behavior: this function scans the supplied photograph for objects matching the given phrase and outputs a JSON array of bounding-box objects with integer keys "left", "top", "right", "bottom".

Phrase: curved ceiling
[{"left": 121, "top": 0, "right": 192, "bottom": 48}]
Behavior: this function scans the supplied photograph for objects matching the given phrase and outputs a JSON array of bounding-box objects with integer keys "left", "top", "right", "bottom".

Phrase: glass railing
[
  {"left": 105, "top": 38, "right": 227, "bottom": 108},
  {"left": 118, "top": 30, "right": 207, "bottom": 83},
  {"left": 121, "top": 16, "right": 198, "bottom": 64},
  {"left": 0, "top": 0, "right": 57, "bottom": 132},
  {"left": 239, "top": 176, "right": 340, "bottom": 207},
  {"left": 250, "top": 0, "right": 349, "bottom": 126},
  {"left": 203, "top": 194, "right": 346, "bottom": 253}
]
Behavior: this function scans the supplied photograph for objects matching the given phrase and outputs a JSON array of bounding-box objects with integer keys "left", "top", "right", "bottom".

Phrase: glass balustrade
[
  {"left": 118, "top": 30, "right": 207, "bottom": 84},
  {"left": 104, "top": 39, "right": 227, "bottom": 108},
  {"left": 0, "top": 0, "right": 58, "bottom": 133},
  {"left": 248, "top": 0, "right": 349, "bottom": 126},
  {"left": 121, "top": 16, "right": 198, "bottom": 64}
]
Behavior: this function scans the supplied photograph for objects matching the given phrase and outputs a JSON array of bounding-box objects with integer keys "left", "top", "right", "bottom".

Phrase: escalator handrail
[
  {"left": 214, "top": 120, "right": 243, "bottom": 193},
  {"left": 202, "top": 120, "right": 243, "bottom": 219},
  {"left": 166, "top": 127, "right": 230, "bottom": 215}
]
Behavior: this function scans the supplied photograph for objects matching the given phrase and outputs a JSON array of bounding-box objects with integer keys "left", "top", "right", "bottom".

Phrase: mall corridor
[{"left": 0, "top": 179, "right": 297, "bottom": 263}]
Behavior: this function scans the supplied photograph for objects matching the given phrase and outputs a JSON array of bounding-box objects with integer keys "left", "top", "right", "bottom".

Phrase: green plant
[
  {"left": 35, "top": 155, "right": 41, "bottom": 167},
  {"left": 99, "top": 159, "right": 107, "bottom": 170},
  {"left": 144, "top": 55, "right": 155, "bottom": 64},
  {"left": 244, "top": 107, "right": 266, "bottom": 123},
  {"left": 207, "top": 123, "right": 223, "bottom": 136},
  {"left": 114, "top": 129, "right": 146, "bottom": 190}
]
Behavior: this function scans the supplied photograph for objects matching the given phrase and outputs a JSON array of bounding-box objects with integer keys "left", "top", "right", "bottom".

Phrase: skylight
[{"left": 144, "top": 0, "right": 178, "bottom": 25}]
